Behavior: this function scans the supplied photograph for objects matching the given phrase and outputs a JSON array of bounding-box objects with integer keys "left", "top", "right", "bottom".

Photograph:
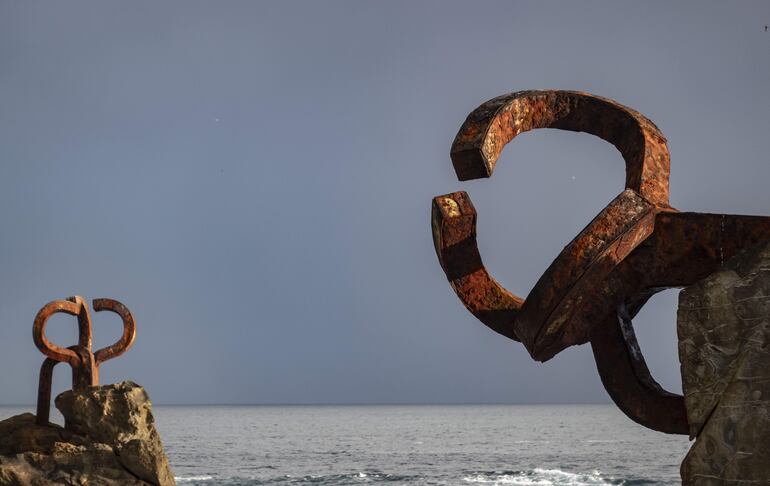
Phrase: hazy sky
[{"left": 1, "top": 1, "right": 769, "bottom": 406}]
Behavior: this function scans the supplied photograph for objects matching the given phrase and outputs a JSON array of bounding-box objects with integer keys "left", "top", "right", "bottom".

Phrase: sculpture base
[{"left": 0, "top": 381, "right": 175, "bottom": 486}]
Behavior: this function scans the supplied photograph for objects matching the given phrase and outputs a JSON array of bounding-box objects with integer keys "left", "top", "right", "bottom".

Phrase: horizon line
[{"left": 1, "top": 401, "right": 613, "bottom": 407}]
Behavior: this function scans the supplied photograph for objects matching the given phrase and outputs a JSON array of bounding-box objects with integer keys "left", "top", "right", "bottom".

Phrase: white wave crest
[
  {"left": 463, "top": 468, "right": 617, "bottom": 485},
  {"left": 175, "top": 476, "right": 214, "bottom": 483}
]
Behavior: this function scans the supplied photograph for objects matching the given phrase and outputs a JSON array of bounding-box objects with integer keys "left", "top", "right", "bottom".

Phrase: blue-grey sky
[{"left": 1, "top": 1, "right": 769, "bottom": 405}]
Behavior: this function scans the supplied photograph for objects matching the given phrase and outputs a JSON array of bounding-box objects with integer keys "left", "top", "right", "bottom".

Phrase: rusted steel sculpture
[
  {"left": 33, "top": 295, "right": 136, "bottom": 425},
  {"left": 432, "top": 90, "right": 770, "bottom": 435}
]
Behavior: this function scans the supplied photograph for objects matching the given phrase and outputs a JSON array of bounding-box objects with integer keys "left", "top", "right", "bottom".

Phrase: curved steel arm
[
  {"left": 432, "top": 191, "right": 522, "bottom": 341},
  {"left": 450, "top": 90, "right": 671, "bottom": 207},
  {"left": 432, "top": 188, "right": 660, "bottom": 360},
  {"left": 590, "top": 308, "right": 688, "bottom": 435},
  {"left": 92, "top": 298, "right": 137, "bottom": 364},
  {"left": 32, "top": 296, "right": 91, "bottom": 366}
]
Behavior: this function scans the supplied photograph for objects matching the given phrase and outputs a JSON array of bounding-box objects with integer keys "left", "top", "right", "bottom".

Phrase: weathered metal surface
[
  {"left": 450, "top": 90, "right": 671, "bottom": 207},
  {"left": 432, "top": 90, "right": 770, "bottom": 435},
  {"left": 432, "top": 192, "right": 522, "bottom": 341},
  {"left": 33, "top": 295, "right": 136, "bottom": 425}
]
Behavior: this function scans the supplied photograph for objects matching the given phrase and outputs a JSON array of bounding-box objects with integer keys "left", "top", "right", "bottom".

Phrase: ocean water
[{"left": 0, "top": 405, "right": 691, "bottom": 485}]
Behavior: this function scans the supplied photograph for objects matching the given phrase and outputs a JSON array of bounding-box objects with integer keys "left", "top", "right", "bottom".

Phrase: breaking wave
[
  {"left": 462, "top": 468, "right": 624, "bottom": 485},
  {"left": 173, "top": 468, "right": 643, "bottom": 485}
]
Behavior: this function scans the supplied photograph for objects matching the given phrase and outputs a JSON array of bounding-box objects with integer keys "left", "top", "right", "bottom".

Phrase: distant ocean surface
[{"left": 0, "top": 405, "right": 690, "bottom": 485}]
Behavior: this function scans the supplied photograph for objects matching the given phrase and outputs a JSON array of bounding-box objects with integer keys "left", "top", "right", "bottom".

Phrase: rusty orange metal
[
  {"left": 33, "top": 295, "right": 136, "bottom": 425},
  {"left": 432, "top": 90, "right": 770, "bottom": 434}
]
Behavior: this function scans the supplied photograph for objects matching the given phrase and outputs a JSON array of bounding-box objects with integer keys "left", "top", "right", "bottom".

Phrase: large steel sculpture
[
  {"left": 32, "top": 295, "right": 136, "bottom": 425},
  {"left": 431, "top": 90, "right": 770, "bottom": 435}
]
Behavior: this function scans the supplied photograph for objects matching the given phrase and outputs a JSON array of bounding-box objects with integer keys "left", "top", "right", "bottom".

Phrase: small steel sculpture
[
  {"left": 432, "top": 90, "right": 770, "bottom": 434},
  {"left": 33, "top": 295, "right": 136, "bottom": 425}
]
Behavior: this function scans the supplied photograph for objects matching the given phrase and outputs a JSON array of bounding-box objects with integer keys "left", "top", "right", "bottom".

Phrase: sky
[{"left": 0, "top": 1, "right": 769, "bottom": 406}]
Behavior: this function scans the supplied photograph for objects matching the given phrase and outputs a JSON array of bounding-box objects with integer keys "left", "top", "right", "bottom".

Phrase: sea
[{"left": 0, "top": 404, "right": 691, "bottom": 486}]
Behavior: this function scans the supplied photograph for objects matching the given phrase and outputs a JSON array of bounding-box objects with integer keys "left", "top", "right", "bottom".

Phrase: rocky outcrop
[
  {"left": 678, "top": 243, "right": 770, "bottom": 484},
  {"left": 0, "top": 381, "right": 175, "bottom": 486}
]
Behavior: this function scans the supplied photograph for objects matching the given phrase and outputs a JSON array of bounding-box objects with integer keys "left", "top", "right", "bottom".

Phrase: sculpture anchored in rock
[
  {"left": 431, "top": 90, "right": 770, "bottom": 435},
  {"left": 33, "top": 295, "right": 136, "bottom": 425},
  {"left": 1, "top": 297, "right": 176, "bottom": 484}
]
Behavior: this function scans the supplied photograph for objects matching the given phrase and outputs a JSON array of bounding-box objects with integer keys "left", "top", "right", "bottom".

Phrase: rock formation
[
  {"left": 678, "top": 243, "right": 770, "bottom": 484},
  {"left": 0, "top": 381, "right": 175, "bottom": 486}
]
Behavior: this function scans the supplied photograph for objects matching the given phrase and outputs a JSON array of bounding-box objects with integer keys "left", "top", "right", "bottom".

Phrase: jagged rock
[
  {"left": 678, "top": 243, "right": 770, "bottom": 484},
  {"left": 55, "top": 381, "right": 175, "bottom": 486},
  {"left": 0, "top": 381, "right": 175, "bottom": 486}
]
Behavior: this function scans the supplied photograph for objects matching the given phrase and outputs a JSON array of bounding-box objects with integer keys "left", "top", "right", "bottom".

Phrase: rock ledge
[{"left": 0, "top": 381, "right": 175, "bottom": 486}]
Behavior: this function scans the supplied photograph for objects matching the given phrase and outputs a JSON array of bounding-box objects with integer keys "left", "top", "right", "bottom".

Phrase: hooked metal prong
[
  {"left": 33, "top": 297, "right": 88, "bottom": 366},
  {"left": 92, "top": 298, "right": 136, "bottom": 364},
  {"left": 432, "top": 191, "right": 522, "bottom": 342},
  {"left": 450, "top": 90, "right": 671, "bottom": 208}
]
